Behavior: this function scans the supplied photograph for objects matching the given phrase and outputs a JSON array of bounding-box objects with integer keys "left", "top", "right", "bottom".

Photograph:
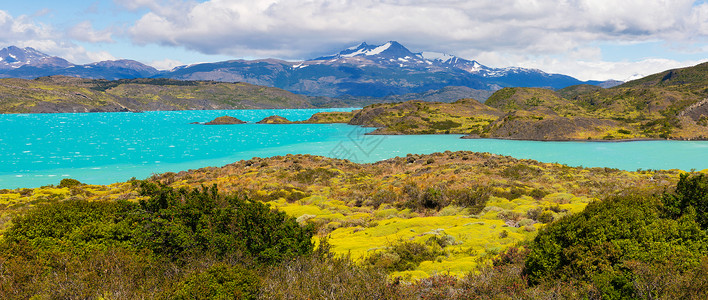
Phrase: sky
[{"left": 1, "top": 0, "right": 706, "bottom": 81}]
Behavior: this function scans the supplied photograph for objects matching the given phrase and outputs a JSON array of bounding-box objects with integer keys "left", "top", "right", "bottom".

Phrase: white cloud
[
  {"left": 0, "top": 10, "right": 52, "bottom": 41},
  {"left": 68, "top": 21, "right": 114, "bottom": 43},
  {"left": 124, "top": 0, "right": 707, "bottom": 80},
  {"left": 515, "top": 56, "right": 707, "bottom": 81},
  {"left": 0, "top": 10, "right": 116, "bottom": 64},
  {"left": 149, "top": 58, "right": 184, "bottom": 70},
  {"left": 128, "top": 0, "right": 706, "bottom": 56}
]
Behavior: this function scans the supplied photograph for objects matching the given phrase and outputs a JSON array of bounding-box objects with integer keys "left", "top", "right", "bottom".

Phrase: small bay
[{"left": 1, "top": 108, "right": 707, "bottom": 189}]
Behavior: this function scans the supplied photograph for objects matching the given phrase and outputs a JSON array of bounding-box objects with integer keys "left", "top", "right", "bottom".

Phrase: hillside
[
  {"left": 309, "top": 62, "right": 708, "bottom": 140},
  {"left": 348, "top": 99, "right": 502, "bottom": 135},
  {"left": 307, "top": 86, "right": 495, "bottom": 108},
  {"left": 0, "top": 76, "right": 312, "bottom": 113}
]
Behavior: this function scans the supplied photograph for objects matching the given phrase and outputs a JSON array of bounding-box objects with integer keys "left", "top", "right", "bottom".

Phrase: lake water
[{"left": 2, "top": 109, "right": 708, "bottom": 189}]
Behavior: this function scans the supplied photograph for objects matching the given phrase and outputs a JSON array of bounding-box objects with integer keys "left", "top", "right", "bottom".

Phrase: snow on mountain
[
  {"left": 367, "top": 42, "right": 393, "bottom": 56},
  {"left": 420, "top": 52, "right": 455, "bottom": 62},
  {"left": 0, "top": 42, "right": 615, "bottom": 97},
  {"left": 311, "top": 41, "right": 501, "bottom": 75},
  {"left": 0, "top": 46, "right": 72, "bottom": 69}
]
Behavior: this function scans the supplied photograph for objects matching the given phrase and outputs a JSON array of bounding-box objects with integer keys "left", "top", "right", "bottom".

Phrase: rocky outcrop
[
  {"left": 204, "top": 116, "right": 247, "bottom": 125},
  {"left": 679, "top": 98, "right": 708, "bottom": 121},
  {"left": 256, "top": 115, "right": 292, "bottom": 124}
]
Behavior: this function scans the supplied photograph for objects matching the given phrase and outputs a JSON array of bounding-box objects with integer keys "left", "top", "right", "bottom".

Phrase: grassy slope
[
  {"left": 0, "top": 76, "right": 312, "bottom": 113},
  {"left": 348, "top": 99, "right": 503, "bottom": 135},
  {"left": 313, "top": 62, "right": 708, "bottom": 140},
  {"left": 0, "top": 151, "right": 690, "bottom": 279}
]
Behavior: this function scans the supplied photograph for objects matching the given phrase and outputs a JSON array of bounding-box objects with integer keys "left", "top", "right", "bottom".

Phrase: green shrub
[
  {"left": 6, "top": 182, "right": 315, "bottom": 264},
  {"left": 58, "top": 178, "right": 83, "bottom": 188},
  {"left": 618, "top": 129, "right": 631, "bottom": 135},
  {"left": 430, "top": 120, "right": 461, "bottom": 130},
  {"left": 501, "top": 164, "right": 540, "bottom": 180},
  {"left": 663, "top": 173, "right": 708, "bottom": 229},
  {"left": 365, "top": 241, "right": 445, "bottom": 272},
  {"left": 448, "top": 186, "right": 490, "bottom": 214},
  {"left": 293, "top": 168, "right": 340, "bottom": 184},
  {"left": 133, "top": 182, "right": 315, "bottom": 263},
  {"left": 170, "top": 264, "right": 260, "bottom": 300},
  {"left": 3, "top": 199, "right": 130, "bottom": 253},
  {"left": 523, "top": 194, "right": 708, "bottom": 298},
  {"left": 537, "top": 211, "right": 554, "bottom": 224}
]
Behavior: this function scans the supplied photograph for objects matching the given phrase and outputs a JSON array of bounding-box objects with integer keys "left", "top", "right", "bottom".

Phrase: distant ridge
[
  {"left": 0, "top": 46, "right": 158, "bottom": 80},
  {"left": 0, "top": 43, "right": 621, "bottom": 97}
]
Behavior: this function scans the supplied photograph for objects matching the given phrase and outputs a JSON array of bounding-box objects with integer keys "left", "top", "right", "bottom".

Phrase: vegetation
[
  {"left": 0, "top": 152, "right": 708, "bottom": 299},
  {"left": 2, "top": 151, "right": 706, "bottom": 298},
  {"left": 0, "top": 76, "right": 312, "bottom": 113},
  {"left": 309, "top": 62, "right": 708, "bottom": 140}
]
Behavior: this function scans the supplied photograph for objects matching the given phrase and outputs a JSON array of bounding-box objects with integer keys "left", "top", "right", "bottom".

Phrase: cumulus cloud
[
  {"left": 149, "top": 58, "right": 184, "bottom": 70},
  {"left": 128, "top": 0, "right": 706, "bottom": 56},
  {"left": 516, "top": 56, "right": 706, "bottom": 82},
  {"left": 68, "top": 21, "right": 114, "bottom": 43},
  {"left": 0, "top": 10, "right": 116, "bottom": 64},
  {"left": 124, "top": 0, "right": 707, "bottom": 79},
  {"left": 0, "top": 10, "right": 53, "bottom": 41}
]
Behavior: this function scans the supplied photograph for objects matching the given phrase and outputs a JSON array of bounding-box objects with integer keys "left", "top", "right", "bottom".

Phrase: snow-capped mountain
[
  {"left": 306, "top": 41, "right": 566, "bottom": 81},
  {"left": 0, "top": 42, "right": 617, "bottom": 98},
  {"left": 0, "top": 46, "right": 72, "bottom": 69},
  {"left": 311, "top": 41, "right": 482, "bottom": 70},
  {"left": 0, "top": 46, "right": 158, "bottom": 79},
  {"left": 314, "top": 41, "right": 420, "bottom": 61},
  {"left": 163, "top": 41, "right": 614, "bottom": 97}
]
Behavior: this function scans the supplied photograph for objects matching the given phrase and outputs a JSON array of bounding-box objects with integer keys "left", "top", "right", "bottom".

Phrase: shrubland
[{"left": 0, "top": 151, "right": 706, "bottom": 299}]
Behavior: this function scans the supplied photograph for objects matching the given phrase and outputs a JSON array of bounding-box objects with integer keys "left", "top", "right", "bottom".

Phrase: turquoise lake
[{"left": 2, "top": 108, "right": 708, "bottom": 189}]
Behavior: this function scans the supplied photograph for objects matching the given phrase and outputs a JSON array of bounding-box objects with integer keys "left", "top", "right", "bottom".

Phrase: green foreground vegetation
[{"left": 1, "top": 152, "right": 707, "bottom": 299}]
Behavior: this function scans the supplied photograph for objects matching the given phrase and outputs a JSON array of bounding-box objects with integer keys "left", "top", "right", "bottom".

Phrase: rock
[
  {"left": 204, "top": 115, "right": 247, "bottom": 125},
  {"left": 256, "top": 115, "right": 292, "bottom": 124},
  {"left": 479, "top": 111, "right": 617, "bottom": 140}
]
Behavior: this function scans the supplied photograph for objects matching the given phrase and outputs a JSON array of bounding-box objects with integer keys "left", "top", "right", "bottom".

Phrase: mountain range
[{"left": 0, "top": 42, "right": 618, "bottom": 98}]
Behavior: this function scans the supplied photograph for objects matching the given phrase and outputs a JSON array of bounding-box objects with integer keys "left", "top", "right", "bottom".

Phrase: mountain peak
[
  {"left": 314, "top": 41, "right": 417, "bottom": 60},
  {"left": 0, "top": 46, "right": 72, "bottom": 69}
]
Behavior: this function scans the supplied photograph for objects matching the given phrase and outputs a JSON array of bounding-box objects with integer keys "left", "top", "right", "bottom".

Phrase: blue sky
[{"left": 1, "top": 0, "right": 706, "bottom": 81}]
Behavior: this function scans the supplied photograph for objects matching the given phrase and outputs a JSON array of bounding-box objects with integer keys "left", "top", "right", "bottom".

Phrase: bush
[
  {"left": 664, "top": 173, "right": 708, "bottom": 229},
  {"left": 170, "top": 264, "right": 260, "bottom": 300},
  {"left": 537, "top": 211, "right": 554, "bottom": 224},
  {"left": 133, "top": 182, "right": 315, "bottom": 263},
  {"left": 3, "top": 199, "right": 129, "bottom": 253},
  {"left": 523, "top": 194, "right": 708, "bottom": 298},
  {"left": 449, "top": 186, "right": 490, "bottom": 214},
  {"left": 293, "top": 168, "right": 340, "bottom": 184},
  {"left": 261, "top": 254, "right": 400, "bottom": 299},
  {"left": 58, "top": 178, "right": 83, "bottom": 188},
  {"left": 365, "top": 241, "right": 445, "bottom": 272},
  {"left": 6, "top": 182, "right": 315, "bottom": 264}
]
